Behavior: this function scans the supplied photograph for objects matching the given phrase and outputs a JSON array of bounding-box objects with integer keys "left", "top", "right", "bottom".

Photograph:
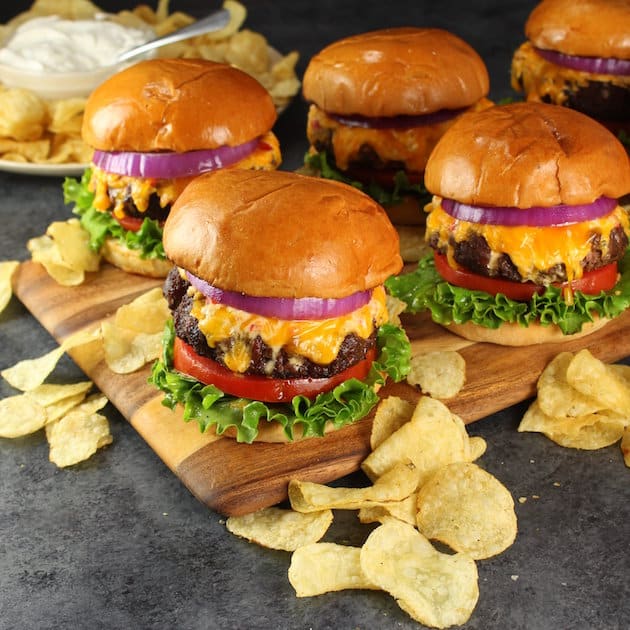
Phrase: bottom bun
[
  {"left": 102, "top": 238, "right": 172, "bottom": 278},
  {"left": 443, "top": 317, "right": 611, "bottom": 346}
]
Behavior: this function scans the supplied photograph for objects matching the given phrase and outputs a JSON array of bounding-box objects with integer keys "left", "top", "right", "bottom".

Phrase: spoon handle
[{"left": 117, "top": 9, "right": 231, "bottom": 63}]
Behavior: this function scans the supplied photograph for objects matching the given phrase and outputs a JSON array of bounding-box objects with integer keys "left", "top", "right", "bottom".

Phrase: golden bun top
[
  {"left": 82, "top": 59, "right": 277, "bottom": 152},
  {"left": 302, "top": 27, "right": 489, "bottom": 117},
  {"left": 525, "top": 0, "right": 630, "bottom": 60},
  {"left": 163, "top": 169, "right": 403, "bottom": 298},
  {"left": 424, "top": 102, "right": 630, "bottom": 208}
]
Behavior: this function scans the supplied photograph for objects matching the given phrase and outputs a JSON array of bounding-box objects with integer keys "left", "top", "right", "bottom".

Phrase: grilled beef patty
[
  {"left": 108, "top": 189, "right": 171, "bottom": 223},
  {"left": 428, "top": 225, "right": 629, "bottom": 285},
  {"left": 164, "top": 268, "right": 377, "bottom": 379}
]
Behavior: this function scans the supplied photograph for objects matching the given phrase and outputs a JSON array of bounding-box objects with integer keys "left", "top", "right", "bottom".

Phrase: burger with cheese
[
  {"left": 511, "top": 0, "right": 630, "bottom": 145},
  {"left": 301, "top": 27, "right": 492, "bottom": 260},
  {"left": 64, "top": 58, "right": 281, "bottom": 277},
  {"left": 386, "top": 101, "right": 630, "bottom": 345},
  {"left": 149, "top": 169, "right": 411, "bottom": 443}
]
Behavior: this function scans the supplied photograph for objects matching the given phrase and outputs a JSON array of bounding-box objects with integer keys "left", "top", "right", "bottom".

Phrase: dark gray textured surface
[{"left": 1, "top": 2, "right": 628, "bottom": 629}]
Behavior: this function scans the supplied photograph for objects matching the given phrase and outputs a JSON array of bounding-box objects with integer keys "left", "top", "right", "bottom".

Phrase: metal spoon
[{"left": 116, "top": 9, "right": 231, "bottom": 63}]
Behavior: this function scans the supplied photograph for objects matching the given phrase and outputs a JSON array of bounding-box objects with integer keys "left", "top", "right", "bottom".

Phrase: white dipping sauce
[{"left": 0, "top": 15, "right": 150, "bottom": 73}]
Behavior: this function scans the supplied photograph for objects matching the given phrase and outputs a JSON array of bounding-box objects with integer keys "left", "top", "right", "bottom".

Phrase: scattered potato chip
[
  {"left": 468, "top": 436, "right": 487, "bottom": 461},
  {"left": 544, "top": 416, "right": 626, "bottom": 450},
  {"left": 360, "top": 519, "right": 479, "bottom": 629},
  {"left": 385, "top": 294, "right": 407, "bottom": 328},
  {"left": 362, "top": 396, "right": 471, "bottom": 487},
  {"left": 0, "top": 260, "right": 19, "bottom": 313},
  {"left": 358, "top": 493, "right": 418, "bottom": 526},
  {"left": 537, "top": 352, "right": 604, "bottom": 418},
  {"left": 1, "top": 326, "right": 100, "bottom": 391},
  {"left": 370, "top": 396, "right": 414, "bottom": 450},
  {"left": 45, "top": 393, "right": 110, "bottom": 467},
  {"left": 226, "top": 507, "right": 332, "bottom": 551},
  {"left": 102, "top": 288, "right": 170, "bottom": 373},
  {"left": 566, "top": 349, "right": 630, "bottom": 415},
  {"left": 27, "top": 381, "right": 92, "bottom": 407},
  {"left": 289, "top": 460, "right": 420, "bottom": 513},
  {"left": 0, "top": 392, "right": 47, "bottom": 437},
  {"left": 416, "top": 463, "right": 518, "bottom": 559},
  {"left": 622, "top": 427, "right": 630, "bottom": 468},
  {"left": 289, "top": 543, "right": 378, "bottom": 597},
  {"left": 407, "top": 350, "right": 466, "bottom": 399}
]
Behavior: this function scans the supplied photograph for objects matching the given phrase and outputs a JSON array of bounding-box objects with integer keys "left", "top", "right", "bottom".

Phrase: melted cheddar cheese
[
  {"left": 426, "top": 196, "right": 630, "bottom": 283},
  {"left": 190, "top": 285, "right": 389, "bottom": 374},
  {"left": 511, "top": 42, "right": 630, "bottom": 105},
  {"left": 89, "top": 131, "right": 281, "bottom": 219},
  {"left": 306, "top": 99, "right": 493, "bottom": 174}
]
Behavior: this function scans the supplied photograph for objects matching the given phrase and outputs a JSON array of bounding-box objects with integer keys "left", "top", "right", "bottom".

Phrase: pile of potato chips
[
  {"left": 0, "top": 0, "right": 300, "bottom": 164},
  {"left": 0, "top": 286, "right": 169, "bottom": 466},
  {"left": 226, "top": 394, "right": 518, "bottom": 628},
  {"left": 519, "top": 348, "right": 630, "bottom": 467}
]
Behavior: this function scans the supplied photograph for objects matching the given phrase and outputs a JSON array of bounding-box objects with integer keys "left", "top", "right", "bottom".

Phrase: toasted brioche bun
[
  {"left": 83, "top": 58, "right": 277, "bottom": 152},
  {"left": 163, "top": 169, "right": 402, "bottom": 298},
  {"left": 525, "top": 0, "right": 630, "bottom": 59},
  {"left": 443, "top": 317, "right": 611, "bottom": 347},
  {"left": 425, "top": 102, "right": 630, "bottom": 208},
  {"left": 302, "top": 27, "right": 489, "bottom": 117},
  {"left": 101, "top": 238, "right": 173, "bottom": 278}
]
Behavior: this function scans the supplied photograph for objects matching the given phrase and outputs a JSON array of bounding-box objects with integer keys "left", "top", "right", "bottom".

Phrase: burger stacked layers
[
  {"left": 387, "top": 101, "right": 630, "bottom": 345},
  {"left": 64, "top": 58, "right": 281, "bottom": 277},
  {"left": 150, "top": 169, "right": 411, "bottom": 443},
  {"left": 301, "top": 27, "right": 492, "bottom": 260},
  {"left": 511, "top": 0, "right": 630, "bottom": 144}
]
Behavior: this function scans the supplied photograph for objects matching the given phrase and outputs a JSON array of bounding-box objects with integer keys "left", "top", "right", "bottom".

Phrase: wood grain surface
[{"left": 12, "top": 260, "right": 630, "bottom": 515}]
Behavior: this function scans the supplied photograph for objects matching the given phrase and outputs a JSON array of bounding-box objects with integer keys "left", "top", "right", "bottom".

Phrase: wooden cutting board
[{"left": 12, "top": 260, "right": 630, "bottom": 515}]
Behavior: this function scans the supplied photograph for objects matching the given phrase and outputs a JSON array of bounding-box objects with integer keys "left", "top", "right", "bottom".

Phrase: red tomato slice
[
  {"left": 173, "top": 336, "right": 377, "bottom": 403},
  {"left": 434, "top": 252, "right": 618, "bottom": 301},
  {"left": 115, "top": 214, "right": 145, "bottom": 232}
]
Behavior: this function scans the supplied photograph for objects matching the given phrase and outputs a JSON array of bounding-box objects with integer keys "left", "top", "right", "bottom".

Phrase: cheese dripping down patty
[
  {"left": 88, "top": 131, "right": 281, "bottom": 220},
  {"left": 426, "top": 196, "right": 630, "bottom": 284},
  {"left": 189, "top": 284, "right": 389, "bottom": 374}
]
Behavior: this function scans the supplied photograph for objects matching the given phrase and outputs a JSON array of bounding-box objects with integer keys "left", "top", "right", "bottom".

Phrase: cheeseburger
[
  {"left": 386, "top": 102, "right": 630, "bottom": 346},
  {"left": 301, "top": 27, "right": 492, "bottom": 260},
  {"left": 150, "top": 169, "right": 411, "bottom": 443},
  {"left": 64, "top": 58, "right": 281, "bottom": 277},
  {"left": 511, "top": 0, "right": 630, "bottom": 144}
]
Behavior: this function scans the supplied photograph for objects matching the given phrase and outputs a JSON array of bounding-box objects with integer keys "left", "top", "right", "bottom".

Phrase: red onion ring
[
  {"left": 441, "top": 196, "right": 618, "bottom": 227},
  {"left": 534, "top": 47, "right": 630, "bottom": 77},
  {"left": 186, "top": 272, "right": 372, "bottom": 320},
  {"left": 92, "top": 138, "right": 260, "bottom": 178},
  {"left": 328, "top": 108, "right": 466, "bottom": 130}
]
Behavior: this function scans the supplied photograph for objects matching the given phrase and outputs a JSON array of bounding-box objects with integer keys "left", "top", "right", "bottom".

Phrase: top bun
[
  {"left": 302, "top": 27, "right": 489, "bottom": 117},
  {"left": 82, "top": 59, "right": 277, "bottom": 152},
  {"left": 424, "top": 102, "right": 630, "bottom": 208},
  {"left": 525, "top": 0, "right": 630, "bottom": 60},
  {"left": 163, "top": 169, "right": 402, "bottom": 298}
]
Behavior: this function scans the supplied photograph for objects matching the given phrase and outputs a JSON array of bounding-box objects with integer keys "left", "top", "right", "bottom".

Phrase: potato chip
[
  {"left": 102, "top": 288, "right": 170, "bottom": 373},
  {"left": 289, "top": 543, "right": 378, "bottom": 597},
  {"left": 407, "top": 350, "right": 466, "bottom": 399},
  {"left": 362, "top": 396, "right": 471, "bottom": 487},
  {"left": 27, "top": 381, "right": 92, "bottom": 407},
  {"left": 370, "top": 396, "right": 414, "bottom": 450},
  {"left": 622, "top": 427, "right": 630, "bottom": 468},
  {"left": 0, "top": 87, "right": 47, "bottom": 141},
  {"left": 1, "top": 326, "right": 100, "bottom": 391},
  {"left": 566, "top": 349, "right": 630, "bottom": 415},
  {"left": 358, "top": 493, "right": 418, "bottom": 526},
  {"left": 0, "top": 260, "right": 19, "bottom": 313},
  {"left": 416, "top": 462, "right": 517, "bottom": 559},
  {"left": 537, "top": 352, "right": 605, "bottom": 418},
  {"left": 469, "top": 436, "right": 487, "bottom": 461},
  {"left": 226, "top": 507, "right": 332, "bottom": 551},
  {"left": 519, "top": 400, "right": 625, "bottom": 449},
  {"left": 385, "top": 294, "right": 407, "bottom": 328},
  {"left": 289, "top": 460, "right": 420, "bottom": 513},
  {"left": 46, "top": 403, "right": 111, "bottom": 468},
  {"left": 360, "top": 519, "right": 479, "bottom": 628},
  {"left": 0, "top": 393, "right": 47, "bottom": 438},
  {"left": 47, "top": 98, "right": 86, "bottom": 135}
]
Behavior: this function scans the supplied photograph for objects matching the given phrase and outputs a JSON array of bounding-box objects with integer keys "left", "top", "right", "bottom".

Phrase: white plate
[{"left": 0, "top": 159, "right": 86, "bottom": 177}]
